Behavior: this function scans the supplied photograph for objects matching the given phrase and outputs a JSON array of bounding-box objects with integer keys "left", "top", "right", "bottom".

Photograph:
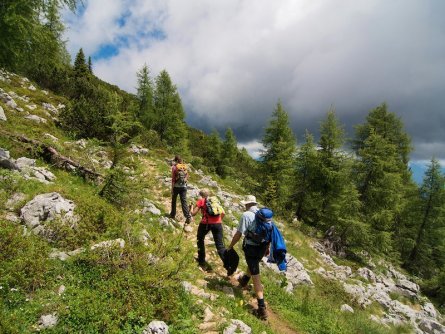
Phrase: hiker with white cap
[{"left": 227, "top": 194, "right": 269, "bottom": 320}]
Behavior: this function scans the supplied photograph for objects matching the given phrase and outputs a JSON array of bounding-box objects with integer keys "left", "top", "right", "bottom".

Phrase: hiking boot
[
  {"left": 255, "top": 305, "right": 268, "bottom": 320},
  {"left": 237, "top": 274, "right": 250, "bottom": 288},
  {"left": 198, "top": 261, "right": 213, "bottom": 272}
]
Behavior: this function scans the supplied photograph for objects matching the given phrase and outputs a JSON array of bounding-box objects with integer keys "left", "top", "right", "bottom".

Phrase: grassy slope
[{"left": 0, "top": 72, "right": 413, "bottom": 333}]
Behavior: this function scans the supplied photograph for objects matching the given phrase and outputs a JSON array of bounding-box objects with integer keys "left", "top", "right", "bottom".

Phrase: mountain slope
[{"left": 1, "top": 69, "right": 444, "bottom": 334}]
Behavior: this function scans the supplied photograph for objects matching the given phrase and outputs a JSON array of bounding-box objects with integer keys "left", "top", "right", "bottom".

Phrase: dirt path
[
  {"left": 144, "top": 157, "right": 299, "bottom": 334},
  {"left": 225, "top": 276, "right": 299, "bottom": 334}
]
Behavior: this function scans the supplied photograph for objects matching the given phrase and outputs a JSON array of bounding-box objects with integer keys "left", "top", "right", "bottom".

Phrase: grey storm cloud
[{"left": 64, "top": 0, "right": 445, "bottom": 160}]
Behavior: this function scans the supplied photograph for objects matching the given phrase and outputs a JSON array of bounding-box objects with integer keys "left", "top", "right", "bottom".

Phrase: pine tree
[{"left": 261, "top": 101, "right": 296, "bottom": 212}]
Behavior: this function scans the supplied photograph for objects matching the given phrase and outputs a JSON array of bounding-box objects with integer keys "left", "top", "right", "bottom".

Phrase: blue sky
[{"left": 62, "top": 0, "right": 445, "bottom": 180}]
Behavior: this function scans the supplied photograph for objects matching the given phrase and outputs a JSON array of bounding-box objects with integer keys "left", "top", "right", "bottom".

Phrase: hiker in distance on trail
[
  {"left": 190, "top": 188, "right": 227, "bottom": 272},
  {"left": 169, "top": 155, "right": 192, "bottom": 224},
  {"left": 227, "top": 195, "right": 269, "bottom": 321}
]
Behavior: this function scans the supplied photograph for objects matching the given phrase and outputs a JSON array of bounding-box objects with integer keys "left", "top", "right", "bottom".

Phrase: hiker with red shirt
[
  {"left": 169, "top": 155, "right": 192, "bottom": 224},
  {"left": 190, "top": 188, "right": 226, "bottom": 271}
]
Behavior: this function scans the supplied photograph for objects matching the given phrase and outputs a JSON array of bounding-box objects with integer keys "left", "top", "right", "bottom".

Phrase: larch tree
[
  {"left": 353, "top": 104, "right": 412, "bottom": 254},
  {"left": 136, "top": 64, "right": 154, "bottom": 129},
  {"left": 261, "top": 101, "right": 296, "bottom": 213},
  {"left": 354, "top": 130, "right": 403, "bottom": 253},
  {"left": 294, "top": 130, "right": 319, "bottom": 223},
  {"left": 404, "top": 158, "right": 445, "bottom": 278},
  {"left": 0, "top": 0, "right": 77, "bottom": 82},
  {"left": 220, "top": 128, "right": 238, "bottom": 177},
  {"left": 153, "top": 70, "right": 189, "bottom": 154}
]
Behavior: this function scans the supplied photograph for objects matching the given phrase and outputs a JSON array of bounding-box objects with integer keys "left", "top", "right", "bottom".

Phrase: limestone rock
[
  {"left": 58, "top": 285, "right": 66, "bottom": 295},
  {"left": 340, "top": 304, "right": 354, "bottom": 313},
  {"left": 223, "top": 319, "right": 252, "bottom": 334},
  {"left": 42, "top": 102, "right": 58, "bottom": 114},
  {"left": 24, "top": 114, "right": 47, "bottom": 123},
  {"left": 0, "top": 151, "right": 18, "bottom": 170},
  {"left": 181, "top": 281, "right": 218, "bottom": 301},
  {"left": 5, "top": 192, "right": 26, "bottom": 210},
  {"left": 20, "top": 192, "right": 77, "bottom": 235},
  {"left": 38, "top": 313, "right": 58, "bottom": 329},
  {"left": 357, "top": 267, "right": 377, "bottom": 282},
  {"left": 91, "top": 238, "right": 125, "bottom": 250},
  {"left": 142, "top": 320, "right": 169, "bottom": 334},
  {"left": 0, "top": 105, "right": 6, "bottom": 121},
  {"left": 44, "top": 133, "right": 59, "bottom": 142},
  {"left": 129, "top": 144, "right": 149, "bottom": 155},
  {"left": 141, "top": 200, "right": 161, "bottom": 215},
  {"left": 417, "top": 318, "right": 445, "bottom": 334}
]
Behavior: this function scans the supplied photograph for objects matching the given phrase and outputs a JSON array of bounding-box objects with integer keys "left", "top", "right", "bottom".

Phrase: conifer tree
[
  {"left": 355, "top": 130, "right": 403, "bottom": 253},
  {"left": 315, "top": 110, "right": 364, "bottom": 236},
  {"left": 222, "top": 128, "right": 238, "bottom": 164},
  {"left": 353, "top": 104, "right": 413, "bottom": 254},
  {"left": 261, "top": 101, "right": 296, "bottom": 212},
  {"left": 74, "top": 48, "right": 89, "bottom": 77},
  {"left": 0, "top": 0, "right": 76, "bottom": 82},
  {"left": 153, "top": 70, "right": 189, "bottom": 153},
  {"left": 203, "top": 130, "right": 223, "bottom": 173},
  {"left": 294, "top": 130, "right": 319, "bottom": 222},
  {"left": 220, "top": 128, "right": 238, "bottom": 177},
  {"left": 88, "top": 56, "right": 93, "bottom": 74},
  {"left": 99, "top": 93, "right": 139, "bottom": 205},
  {"left": 136, "top": 64, "right": 154, "bottom": 129},
  {"left": 353, "top": 103, "right": 412, "bottom": 167},
  {"left": 404, "top": 158, "right": 445, "bottom": 277}
]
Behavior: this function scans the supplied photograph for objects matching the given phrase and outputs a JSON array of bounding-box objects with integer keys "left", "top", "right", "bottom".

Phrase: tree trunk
[{"left": 2, "top": 130, "right": 103, "bottom": 182}]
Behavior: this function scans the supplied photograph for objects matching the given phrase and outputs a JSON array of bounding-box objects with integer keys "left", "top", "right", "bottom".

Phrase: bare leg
[{"left": 251, "top": 274, "right": 264, "bottom": 299}]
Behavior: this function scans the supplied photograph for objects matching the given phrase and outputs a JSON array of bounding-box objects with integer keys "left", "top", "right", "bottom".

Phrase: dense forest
[{"left": 1, "top": 0, "right": 444, "bottom": 310}]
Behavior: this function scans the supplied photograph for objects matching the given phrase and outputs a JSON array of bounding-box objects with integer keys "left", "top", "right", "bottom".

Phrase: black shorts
[{"left": 243, "top": 243, "right": 268, "bottom": 276}]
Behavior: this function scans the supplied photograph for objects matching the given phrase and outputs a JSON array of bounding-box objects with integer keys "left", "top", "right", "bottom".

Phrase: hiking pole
[{"left": 174, "top": 219, "right": 188, "bottom": 251}]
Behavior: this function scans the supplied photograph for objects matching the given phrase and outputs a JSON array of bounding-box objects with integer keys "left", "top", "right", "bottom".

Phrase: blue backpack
[
  {"left": 248, "top": 208, "right": 288, "bottom": 271},
  {"left": 247, "top": 208, "right": 274, "bottom": 245}
]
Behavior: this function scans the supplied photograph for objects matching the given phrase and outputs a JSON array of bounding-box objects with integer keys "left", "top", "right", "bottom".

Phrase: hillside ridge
[{"left": 1, "top": 69, "right": 444, "bottom": 333}]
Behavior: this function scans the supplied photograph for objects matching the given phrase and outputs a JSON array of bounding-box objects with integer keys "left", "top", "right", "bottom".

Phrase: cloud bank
[{"left": 63, "top": 0, "right": 445, "bottom": 160}]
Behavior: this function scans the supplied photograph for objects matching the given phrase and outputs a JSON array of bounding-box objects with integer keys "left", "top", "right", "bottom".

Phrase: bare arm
[
  {"left": 191, "top": 204, "right": 200, "bottom": 217},
  {"left": 228, "top": 231, "right": 242, "bottom": 249}
]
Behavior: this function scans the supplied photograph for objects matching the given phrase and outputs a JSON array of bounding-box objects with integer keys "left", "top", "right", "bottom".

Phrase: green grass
[
  {"left": 264, "top": 274, "right": 409, "bottom": 334},
  {"left": 0, "top": 72, "right": 421, "bottom": 334}
]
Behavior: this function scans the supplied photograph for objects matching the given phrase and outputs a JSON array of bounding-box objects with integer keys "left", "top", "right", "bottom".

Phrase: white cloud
[
  {"left": 238, "top": 140, "right": 264, "bottom": 160},
  {"left": 63, "top": 0, "right": 445, "bottom": 160}
]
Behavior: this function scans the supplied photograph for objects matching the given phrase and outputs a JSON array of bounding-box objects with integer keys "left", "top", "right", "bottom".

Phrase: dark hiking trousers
[
  {"left": 243, "top": 243, "right": 269, "bottom": 275},
  {"left": 170, "top": 186, "right": 191, "bottom": 219},
  {"left": 197, "top": 223, "right": 226, "bottom": 263}
]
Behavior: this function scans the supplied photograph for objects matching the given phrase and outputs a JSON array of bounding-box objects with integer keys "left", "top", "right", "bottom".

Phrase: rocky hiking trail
[{"left": 148, "top": 158, "right": 300, "bottom": 333}]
